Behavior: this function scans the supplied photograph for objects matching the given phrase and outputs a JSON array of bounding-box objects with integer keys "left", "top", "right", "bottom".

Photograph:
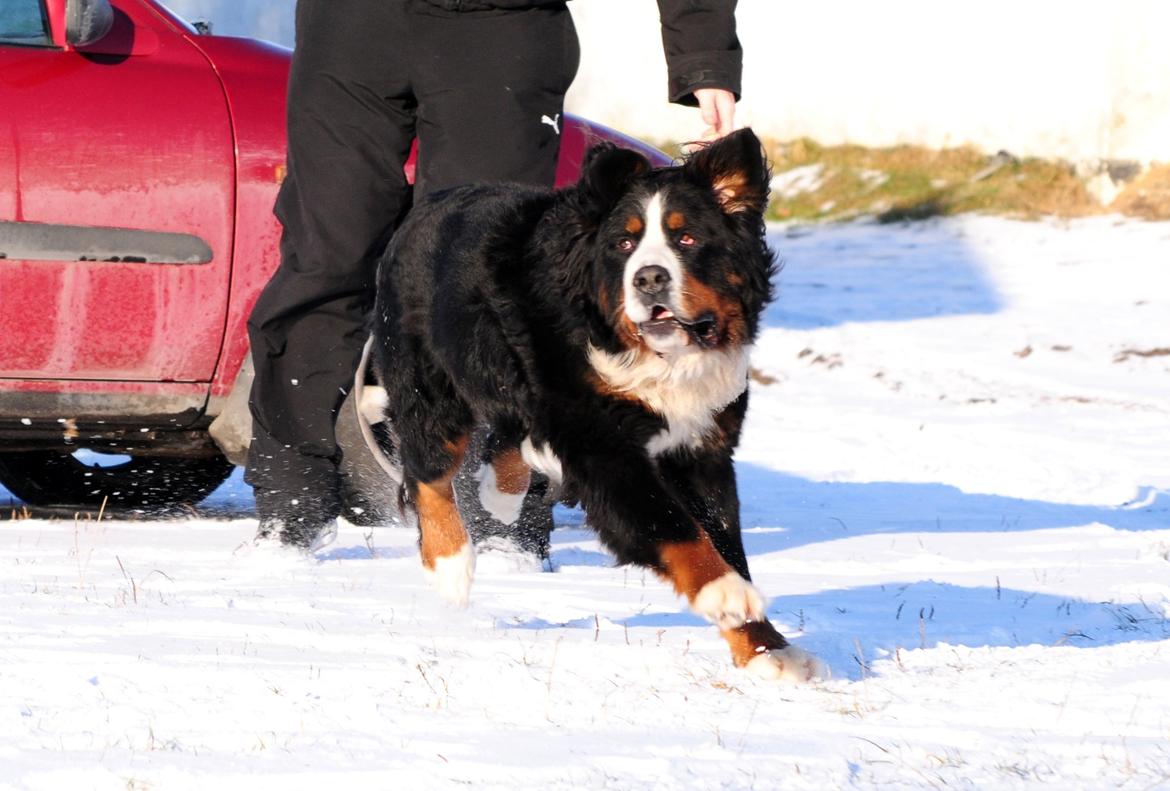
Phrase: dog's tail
[{"left": 352, "top": 334, "right": 403, "bottom": 485}]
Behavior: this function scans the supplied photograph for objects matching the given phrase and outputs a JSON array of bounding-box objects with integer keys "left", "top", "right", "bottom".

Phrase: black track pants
[{"left": 245, "top": 0, "right": 579, "bottom": 517}]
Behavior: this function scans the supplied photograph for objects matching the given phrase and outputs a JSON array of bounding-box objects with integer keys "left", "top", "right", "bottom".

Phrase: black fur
[{"left": 370, "top": 128, "right": 777, "bottom": 574}]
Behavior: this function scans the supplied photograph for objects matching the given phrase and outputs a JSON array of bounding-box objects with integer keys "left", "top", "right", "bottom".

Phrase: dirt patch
[
  {"left": 1113, "top": 347, "right": 1170, "bottom": 363},
  {"left": 1112, "top": 165, "right": 1170, "bottom": 220},
  {"left": 748, "top": 367, "right": 778, "bottom": 385}
]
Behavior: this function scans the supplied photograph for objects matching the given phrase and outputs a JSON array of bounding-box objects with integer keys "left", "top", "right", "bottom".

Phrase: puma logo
[{"left": 541, "top": 113, "right": 561, "bottom": 135}]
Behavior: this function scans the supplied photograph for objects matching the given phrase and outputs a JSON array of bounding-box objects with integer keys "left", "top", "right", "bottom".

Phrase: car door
[{"left": 0, "top": 0, "right": 234, "bottom": 383}]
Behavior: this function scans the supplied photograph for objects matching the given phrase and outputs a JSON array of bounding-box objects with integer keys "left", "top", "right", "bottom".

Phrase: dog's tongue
[{"left": 651, "top": 305, "right": 674, "bottom": 320}]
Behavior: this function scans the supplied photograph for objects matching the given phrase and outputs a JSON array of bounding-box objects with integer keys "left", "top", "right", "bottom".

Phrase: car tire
[
  {"left": 0, "top": 451, "right": 234, "bottom": 514},
  {"left": 335, "top": 388, "right": 403, "bottom": 526}
]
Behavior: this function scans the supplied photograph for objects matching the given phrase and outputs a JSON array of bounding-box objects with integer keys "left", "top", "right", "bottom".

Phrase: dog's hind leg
[
  {"left": 406, "top": 434, "right": 475, "bottom": 607},
  {"left": 475, "top": 444, "right": 532, "bottom": 526}
]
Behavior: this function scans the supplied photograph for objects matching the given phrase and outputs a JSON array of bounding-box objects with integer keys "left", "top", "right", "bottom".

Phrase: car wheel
[
  {"left": 335, "top": 388, "right": 402, "bottom": 526},
  {"left": 0, "top": 451, "right": 234, "bottom": 514}
]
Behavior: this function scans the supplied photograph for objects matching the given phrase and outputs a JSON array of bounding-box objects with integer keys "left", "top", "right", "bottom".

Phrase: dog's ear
[
  {"left": 683, "top": 128, "right": 770, "bottom": 216},
  {"left": 579, "top": 143, "right": 652, "bottom": 209}
]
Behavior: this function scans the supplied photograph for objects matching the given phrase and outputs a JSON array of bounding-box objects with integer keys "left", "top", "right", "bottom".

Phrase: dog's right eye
[{"left": 617, "top": 238, "right": 636, "bottom": 253}]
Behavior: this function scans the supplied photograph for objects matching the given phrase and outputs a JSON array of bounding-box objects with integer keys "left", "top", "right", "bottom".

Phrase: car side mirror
[{"left": 66, "top": 0, "right": 115, "bottom": 47}]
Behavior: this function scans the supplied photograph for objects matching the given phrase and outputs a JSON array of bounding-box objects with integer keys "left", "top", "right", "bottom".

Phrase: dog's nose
[{"left": 633, "top": 265, "right": 671, "bottom": 296}]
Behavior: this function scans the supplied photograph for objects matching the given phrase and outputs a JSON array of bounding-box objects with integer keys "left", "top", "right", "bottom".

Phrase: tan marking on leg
[
  {"left": 490, "top": 446, "right": 531, "bottom": 496},
  {"left": 657, "top": 531, "right": 736, "bottom": 601},
  {"left": 724, "top": 620, "right": 828, "bottom": 681},
  {"left": 721, "top": 620, "right": 789, "bottom": 667},
  {"left": 660, "top": 531, "right": 766, "bottom": 629},
  {"left": 417, "top": 435, "right": 469, "bottom": 571},
  {"left": 417, "top": 483, "right": 466, "bottom": 569}
]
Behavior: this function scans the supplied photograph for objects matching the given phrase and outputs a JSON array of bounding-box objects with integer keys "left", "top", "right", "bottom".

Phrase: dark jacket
[{"left": 417, "top": 0, "right": 742, "bottom": 104}]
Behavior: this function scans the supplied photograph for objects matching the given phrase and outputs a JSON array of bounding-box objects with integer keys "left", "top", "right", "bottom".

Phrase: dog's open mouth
[{"left": 639, "top": 306, "right": 719, "bottom": 347}]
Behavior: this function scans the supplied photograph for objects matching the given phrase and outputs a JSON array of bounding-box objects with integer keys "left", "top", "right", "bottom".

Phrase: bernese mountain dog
[{"left": 361, "top": 129, "right": 826, "bottom": 681}]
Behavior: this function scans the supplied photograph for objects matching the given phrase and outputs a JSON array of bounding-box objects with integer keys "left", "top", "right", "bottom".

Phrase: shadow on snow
[
  {"left": 764, "top": 222, "right": 1001, "bottom": 329},
  {"left": 733, "top": 463, "right": 1168, "bottom": 556},
  {"left": 507, "top": 580, "right": 1169, "bottom": 681},
  {"left": 514, "top": 463, "right": 1169, "bottom": 678}
]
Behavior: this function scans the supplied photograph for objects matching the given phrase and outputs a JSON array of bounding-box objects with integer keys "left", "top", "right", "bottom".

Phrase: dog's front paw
[
  {"left": 745, "top": 645, "right": 829, "bottom": 683},
  {"left": 691, "top": 572, "right": 766, "bottom": 630},
  {"left": 422, "top": 543, "right": 476, "bottom": 608}
]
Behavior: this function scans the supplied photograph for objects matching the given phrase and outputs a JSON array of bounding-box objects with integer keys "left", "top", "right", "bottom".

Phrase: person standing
[{"left": 246, "top": 0, "right": 744, "bottom": 551}]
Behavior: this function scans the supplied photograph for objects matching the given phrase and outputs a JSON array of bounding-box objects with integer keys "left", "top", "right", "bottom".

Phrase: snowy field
[{"left": 3, "top": 217, "right": 1169, "bottom": 789}]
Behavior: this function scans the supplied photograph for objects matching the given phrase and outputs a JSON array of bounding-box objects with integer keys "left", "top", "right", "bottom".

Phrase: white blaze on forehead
[{"left": 624, "top": 192, "right": 685, "bottom": 324}]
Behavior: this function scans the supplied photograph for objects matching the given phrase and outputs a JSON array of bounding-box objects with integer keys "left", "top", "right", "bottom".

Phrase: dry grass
[
  {"left": 1112, "top": 164, "right": 1170, "bottom": 220},
  {"left": 766, "top": 138, "right": 1106, "bottom": 223}
]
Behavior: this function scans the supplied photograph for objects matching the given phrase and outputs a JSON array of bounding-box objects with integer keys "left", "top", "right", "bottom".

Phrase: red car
[{"left": 0, "top": 0, "right": 669, "bottom": 512}]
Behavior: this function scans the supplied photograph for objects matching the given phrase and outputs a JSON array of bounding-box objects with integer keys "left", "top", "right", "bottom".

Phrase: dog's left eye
[
  {"left": 617, "top": 238, "right": 636, "bottom": 253},
  {"left": 679, "top": 233, "right": 696, "bottom": 247}
]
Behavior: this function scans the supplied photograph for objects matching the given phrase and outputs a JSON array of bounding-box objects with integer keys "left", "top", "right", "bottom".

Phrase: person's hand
[{"left": 694, "top": 88, "right": 737, "bottom": 141}]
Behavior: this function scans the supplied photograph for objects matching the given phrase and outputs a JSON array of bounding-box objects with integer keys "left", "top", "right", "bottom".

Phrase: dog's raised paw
[
  {"left": 422, "top": 543, "right": 476, "bottom": 608},
  {"left": 692, "top": 572, "right": 766, "bottom": 630},
  {"left": 745, "top": 645, "right": 829, "bottom": 683}
]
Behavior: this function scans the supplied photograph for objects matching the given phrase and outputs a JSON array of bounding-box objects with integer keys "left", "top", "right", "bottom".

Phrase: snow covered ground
[{"left": 2, "top": 217, "right": 1168, "bottom": 789}]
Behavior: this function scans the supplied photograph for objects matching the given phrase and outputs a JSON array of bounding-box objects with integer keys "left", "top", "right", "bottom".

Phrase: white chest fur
[{"left": 587, "top": 344, "right": 751, "bottom": 456}]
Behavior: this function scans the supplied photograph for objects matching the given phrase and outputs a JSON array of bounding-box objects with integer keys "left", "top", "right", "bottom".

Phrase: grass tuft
[
  {"left": 765, "top": 138, "right": 1108, "bottom": 222},
  {"left": 1111, "top": 164, "right": 1170, "bottom": 220}
]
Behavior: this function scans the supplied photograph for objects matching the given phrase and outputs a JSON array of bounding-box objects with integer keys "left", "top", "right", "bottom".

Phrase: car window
[{"left": 0, "top": 0, "right": 51, "bottom": 46}]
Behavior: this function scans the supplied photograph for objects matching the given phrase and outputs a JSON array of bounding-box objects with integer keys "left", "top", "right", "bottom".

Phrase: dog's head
[{"left": 577, "top": 129, "right": 776, "bottom": 358}]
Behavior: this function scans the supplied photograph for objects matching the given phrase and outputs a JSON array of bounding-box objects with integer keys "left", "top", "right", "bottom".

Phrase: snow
[
  {"left": 3, "top": 216, "right": 1169, "bottom": 788},
  {"left": 769, "top": 164, "right": 826, "bottom": 200}
]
